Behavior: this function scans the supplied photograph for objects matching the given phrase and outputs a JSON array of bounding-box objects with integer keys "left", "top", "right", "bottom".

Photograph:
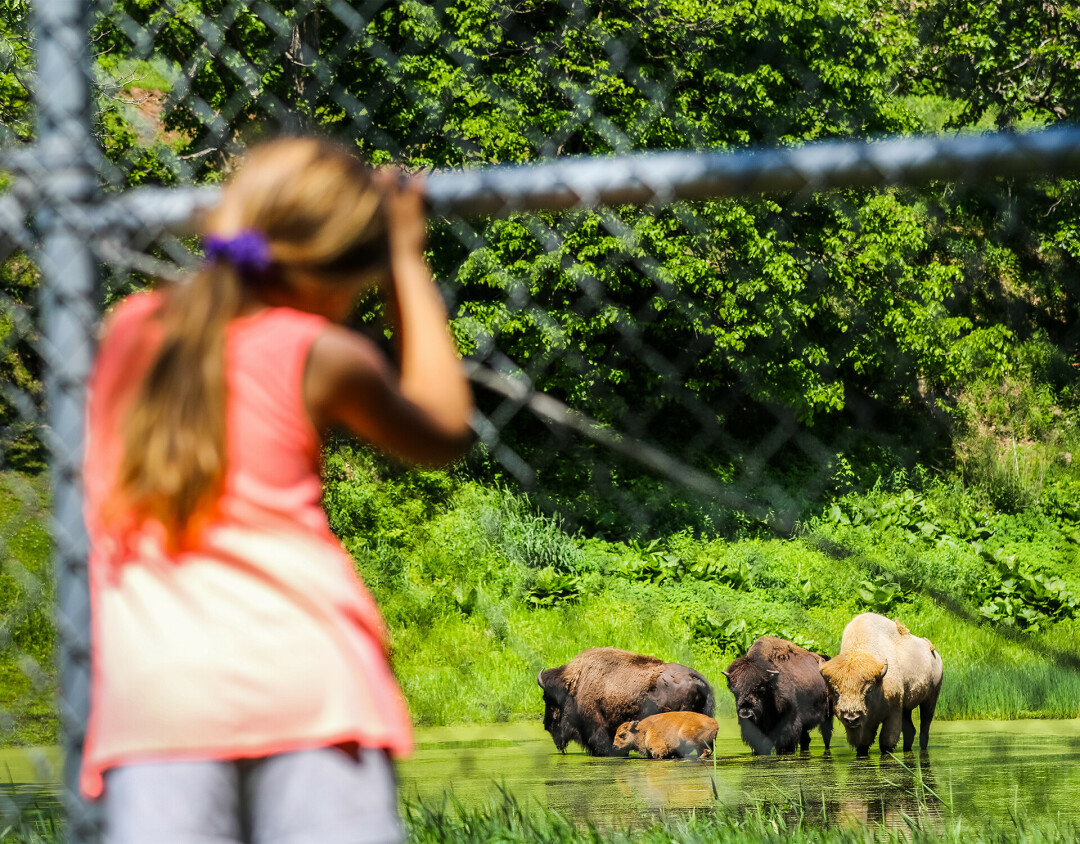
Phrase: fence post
[{"left": 33, "top": 0, "right": 100, "bottom": 840}]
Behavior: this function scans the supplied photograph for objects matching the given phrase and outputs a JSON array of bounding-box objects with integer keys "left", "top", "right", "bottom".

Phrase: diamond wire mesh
[
  {"left": 87, "top": 0, "right": 1068, "bottom": 534},
  {"left": 0, "top": 23, "right": 66, "bottom": 844},
  {"left": 3, "top": 0, "right": 1080, "bottom": 840},
  {"left": 0, "top": 229, "right": 63, "bottom": 834}
]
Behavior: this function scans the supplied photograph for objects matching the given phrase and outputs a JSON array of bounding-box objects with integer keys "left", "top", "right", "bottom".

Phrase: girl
[{"left": 82, "top": 137, "right": 473, "bottom": 843}]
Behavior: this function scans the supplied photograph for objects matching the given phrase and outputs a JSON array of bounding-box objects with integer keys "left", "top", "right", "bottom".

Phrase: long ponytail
[{"left": 113, "top": 262, "right": 244, "bottom": 545}]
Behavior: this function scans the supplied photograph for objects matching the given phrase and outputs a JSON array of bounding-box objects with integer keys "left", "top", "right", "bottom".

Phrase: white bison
[{"left": 819, "top": 613, "right": 943, "bottom": 756}]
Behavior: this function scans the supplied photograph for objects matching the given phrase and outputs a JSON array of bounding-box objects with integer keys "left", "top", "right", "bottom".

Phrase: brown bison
[
  {"left": 722, "top": 636, "right": 832, "bottom": 755},
  {"left": 538, "top": 647, "right": 715, "bottom": 756},
  {"left": 819, "top": 613, "right": 943, "bottom": 757},
  {"left": 613, "top": 711, "right": 719, "bottom": 759}
]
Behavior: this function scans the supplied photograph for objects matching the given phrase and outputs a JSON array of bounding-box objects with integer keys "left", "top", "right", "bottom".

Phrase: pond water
[
  {"left": 0, "top": 746, "right": 63, "bottom": 821},
  {"left": 397, "top": 719, "right": 1080, "bottom": 828},
  {"left": 3, "top": 723, "right": 1078, "bottom": 829}
]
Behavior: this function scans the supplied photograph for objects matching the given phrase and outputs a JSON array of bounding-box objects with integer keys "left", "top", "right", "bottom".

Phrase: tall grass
[
  {"left": 5, "top": 793, "right": 1080, "bottom": 844},
  {"left": 403, "top": 789, "right": 1080, "bottom": 844},
  {"left": 0, "top": 799, "right": 65, "bottom": 844},
  {"left": 940, "top": 662, "right": 1080, "bottom": 720}
]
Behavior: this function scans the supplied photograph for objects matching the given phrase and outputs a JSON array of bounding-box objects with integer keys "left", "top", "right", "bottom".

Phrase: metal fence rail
[
  {"left": 1, "top": 1, "right": 1078, "bottom": 841},
  {"left": 10, "top": 125, "right": 1080, "bottom": 250}
]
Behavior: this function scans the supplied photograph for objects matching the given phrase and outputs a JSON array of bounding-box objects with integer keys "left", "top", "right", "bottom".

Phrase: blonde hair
[{"left": 112, "top": 137, "right": 388, "bottom": 546}]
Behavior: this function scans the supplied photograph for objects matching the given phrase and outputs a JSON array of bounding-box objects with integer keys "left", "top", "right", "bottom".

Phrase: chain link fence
[{"left": 2, "top": 0, "right": 1080, "bottom": 840}]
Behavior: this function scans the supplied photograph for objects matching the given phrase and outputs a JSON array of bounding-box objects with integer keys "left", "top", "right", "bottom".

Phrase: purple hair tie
[{"left": 204, "top": 230, "right": 272, "bottom": 277}]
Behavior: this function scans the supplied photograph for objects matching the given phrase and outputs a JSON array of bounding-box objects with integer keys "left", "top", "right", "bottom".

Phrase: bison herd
[{"left": 537, "top": 612, "right": 943, "bottom": 761}]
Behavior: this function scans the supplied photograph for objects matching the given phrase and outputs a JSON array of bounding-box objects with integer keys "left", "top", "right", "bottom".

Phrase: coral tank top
[{"left": 80, "top": 290, "right": 413, "bottom": 799}]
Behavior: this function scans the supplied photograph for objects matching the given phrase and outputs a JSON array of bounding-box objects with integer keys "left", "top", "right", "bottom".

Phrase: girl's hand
[{"left": 376, "top": 169, "right": 427, "bottom": 259}]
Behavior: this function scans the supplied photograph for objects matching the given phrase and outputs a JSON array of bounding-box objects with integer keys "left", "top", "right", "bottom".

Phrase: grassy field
[
  {"left": 322, "top": 445, "right": 1080, "bottom": 727},
  {"left": 3, "top": 438, "right": 1080, "bottom": 750},
  {"left": 0, "top": 473, "right": 57, "bottom": 747}
]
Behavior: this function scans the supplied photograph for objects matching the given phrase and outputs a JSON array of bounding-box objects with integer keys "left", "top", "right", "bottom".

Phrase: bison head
[
  {"left": 722, "top": 661, "right": 779, "bottom": 725},
  {"left": 612, "top": 720, "right": 639, "bottom": 753},
  {"left": 538, "top": 666, "right": 577, "bottom": 752},
  {"left": 820, "top": 652, "right": 888, "bottom": 729}
]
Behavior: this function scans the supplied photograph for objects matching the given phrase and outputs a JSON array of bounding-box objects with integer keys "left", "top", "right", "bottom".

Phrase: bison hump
[
  {"left": 571, "top": 647, "right": 664, "bottom": 672},
  {"left": 564, "top": 647, "right": 666, "bottom": 699},
  {"left": 750, "top": 636, "right": 818, "bottom": 664}
]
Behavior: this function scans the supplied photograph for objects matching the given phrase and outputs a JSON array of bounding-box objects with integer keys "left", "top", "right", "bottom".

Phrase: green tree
[
  {"left": 0, "top": 0, "right": 32, "bottom": 145},
  {"left": 902, "top": 0, "right": 1080, "bottom": 131},
  {"left": 40, "top": 0, "right": 1080, "bottom": 527}
]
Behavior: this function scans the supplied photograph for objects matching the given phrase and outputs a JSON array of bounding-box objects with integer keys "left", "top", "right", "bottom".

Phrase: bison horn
[
  {"left": 721, "top": 670, "right": 731, "bottom": 679},
  {"left": 767, "top": 669, "right": 780, "bottom": 677},
  {"left": 537, "top": 670, "right": 545, "bottom": 688},
  {"left": 876, "top": 660, "right": 889, "bottom": 682}
]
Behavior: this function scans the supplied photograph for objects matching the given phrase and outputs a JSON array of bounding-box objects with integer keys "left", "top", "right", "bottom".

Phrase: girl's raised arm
[{"left": 304, "top": 175, "right": 474, "bottom": 466}]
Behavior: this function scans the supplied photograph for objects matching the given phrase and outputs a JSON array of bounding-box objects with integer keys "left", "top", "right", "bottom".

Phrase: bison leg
[
  {"left": 820, "top": 718, "right": 833, "bottom": 751},
  {"left": 587, "top": 725, "right": 619, "bottom": 756},
  {"left": 919, "top": 692, "right": 939, "bottom": 751},
  {"left": 676, "top": 739, "right": 697, "bottom": 759},
  {"left": 771, "top": 713, "right": 801, "bottom": 754},
  {"left": 901, "top": 709, "right": 916, "bottom": 752},
  {"left": 878, "top": 712, "right": 902, "bottom": 754},
  {"left": 739, "top": 719, "right": 775, "bottom": 755},
  {"left": 800, "top": 728, "right": 811, "bottom": 752}
]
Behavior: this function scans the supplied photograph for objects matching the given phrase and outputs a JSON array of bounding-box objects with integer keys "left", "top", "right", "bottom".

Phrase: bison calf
[
  {"left": 820, "top": 612, "right": 943, "bottom": 757},
  {"left": 613, "top": 711, "right": 718, "bottom": 759},
  {"left": 538, "top": 647, "right": 715, "bottom": 756},
  {"left": 723, "top": 636, "right": 832, "bottom": 755}
]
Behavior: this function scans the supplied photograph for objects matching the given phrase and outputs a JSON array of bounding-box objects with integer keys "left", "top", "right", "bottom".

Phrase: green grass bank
[
  {"left": 0, "top": 473, "right": 56, "bottom": 746},
  {"left": 325, "top": 446, "right": 1080, "bottom": 727},
  {"left": 4, "top": 429, "right": 1080, "bottom": 749}
]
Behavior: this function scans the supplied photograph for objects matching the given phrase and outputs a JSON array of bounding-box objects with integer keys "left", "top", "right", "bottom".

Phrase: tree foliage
[
  {"left": 902, "top": 0, "right": 1080, "bottom": 131},
  {"left": 8, "top": 0, "right": 1080, "bottom": 520},
  {"left": 0, "top": 0, "right": 32, "bottom": 144}
]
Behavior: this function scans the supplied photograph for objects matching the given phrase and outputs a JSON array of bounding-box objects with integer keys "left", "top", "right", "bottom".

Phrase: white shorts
[{"left": 103, "top": 746, "right": 404, "bottom": 844}]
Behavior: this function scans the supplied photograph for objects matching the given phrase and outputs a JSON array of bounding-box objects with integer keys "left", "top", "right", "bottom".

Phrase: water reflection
[
  {"left": 397, "top": 720, "right": 1080, "bottom": 827},
  {"left": 0, "top": 722, "right": 1076, "bottom": 829},
  {"left": 0, "top": 746, "right": 62, "bottom": 828},
  {"left": 830, "top": 753, "right": 943, "bottom": 827}
]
